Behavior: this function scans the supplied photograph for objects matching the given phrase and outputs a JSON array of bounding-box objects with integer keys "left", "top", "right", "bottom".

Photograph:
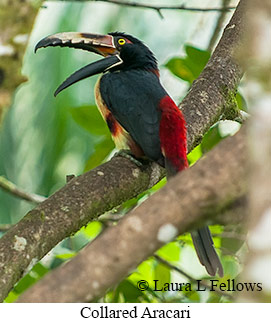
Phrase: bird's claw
[{"left": 114, "top": 149, "right": 143, "bottom": 167}]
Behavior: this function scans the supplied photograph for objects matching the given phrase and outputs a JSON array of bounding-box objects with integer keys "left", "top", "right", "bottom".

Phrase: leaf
[
  {"left": 120, "top": 196, "right": 141, "bottom": 214},
  {"left": 13, "top": 274, "right": 36, "bottom": 294},
  {"left": 134, "top": 259, "right": 155, "bottom": 284},
  {"left": 165, "top": 57, "right": 194, "bottom": 83},
  {"left": 81, "top": 221, "right": 102, "bottom": 239},
  {"left": 154, "top": 262, "right": 171, "bottom": 292},
  {"left": 55, "top": 253, "right": 76, "bottom": 260},
  {"left": 221, "top": 258, "right": 240, "bottom": 277},
  {"left": 182, "top": 289, "right": 200, "bottom": 302},
  {"left": 189, "top": 123, "right": 224, "bottom": 161},
  {"left": 84, "top": 137, "right": 114, "bottom": 171},
  {"left": 201, "top": 123, "right": 223, "bottom": 154},
  {"left": 69, "top": 105, "right": 109, "bottom": 136},
  {"left": 115, "top": 280, "right": 145, "bottom": 302},
  {"left": 185, "top": 45, "right": 210, "bottom": 60},
  {"left": 236, "top": 91, "right": 247, "bottom": 111},
  {"left": 149, "top": 177, "right": 166, "bottom": 193},
  {"left": 157, "top": 242, "right": 180, "bottom": 262},
  {"left": 221, "top": 237, "right": 244, "bottom": 254},
  {"left": 165, "top": 45, "right": 210, "bottom": 84},
  {"left": 187, "top": 144, "right": 202, "bottom": 165},
  {"left": 68, "top": 232, "right": 90, "bottom": 251},
  {"left": 13, "top": 262, "right": 49, "bottom": 294},
  {"left": 4, "top": 291, "right": 18, "bottom": 303},
  {"left": 221, "top": 225, "right": 246, "bottom": 254},
  {"left": 32, "top": 263, "right": 49, "bottom": 277},
  {"left": 185, "top": 45, "right": 210, "bottom": 81},
  {"left": 208, "top": 293, "right": 223, "bottom": 303}
]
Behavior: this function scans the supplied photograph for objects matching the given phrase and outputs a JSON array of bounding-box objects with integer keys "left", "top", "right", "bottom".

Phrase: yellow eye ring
[{"left": 118, "top": 38, "right": 126, "bottom": 45}]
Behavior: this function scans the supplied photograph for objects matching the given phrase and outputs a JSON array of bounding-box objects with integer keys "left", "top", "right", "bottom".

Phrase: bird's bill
[
  {"left": 35, "top": 32, "right": 122, "bottom": 96},
  {"left": 35, "top": 32, "right": 118, "bottom": 56},
  {"left": 54, "top": 55, "right": 122, "bottom": 96}
]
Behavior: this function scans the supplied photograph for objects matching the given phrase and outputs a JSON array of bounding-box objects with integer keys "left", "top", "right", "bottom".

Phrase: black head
[
  {"left": 35, "top": 31, "right": 158, "bottom": 95},
  {"left": 108, "top": 32, "right": 158, "bottom": 71}
]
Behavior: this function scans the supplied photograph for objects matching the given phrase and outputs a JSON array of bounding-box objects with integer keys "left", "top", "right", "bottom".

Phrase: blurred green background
[{"left": 0, "top": 0, "right": 247, "bottom": 302}]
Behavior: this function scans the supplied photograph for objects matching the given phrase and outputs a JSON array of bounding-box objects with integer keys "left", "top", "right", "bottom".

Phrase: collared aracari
[{"left": 35, "top": 32, "right": 223, "bottom": 277}]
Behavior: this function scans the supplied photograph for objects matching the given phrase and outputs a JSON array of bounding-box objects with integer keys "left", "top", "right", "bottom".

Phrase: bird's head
[{"left": 35, "top": 31, "right": 158, "bottom": 96}]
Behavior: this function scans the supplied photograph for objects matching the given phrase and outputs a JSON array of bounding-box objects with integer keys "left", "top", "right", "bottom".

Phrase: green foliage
[
  {"left": 69, "top": 105, "right": 107, "bottom": 136},
  {"left": 187, "top": 144, "right": 202, "bottom": 165},
  {"left": 0, "top": 3, "right": 96, "bottom": 224},
  {"left": 165, "top": 45, "right": 210, "bottom": 84},
  {"left": 157, "top": 242, "right": 180, "bottom": 262},
  {"left": 154, "top": 263, "right": 171, "bottom": 292},
  {"left": 113, "top": 280, "right": 147, "bottom": 303},
  {"left": 165, "top": 44, "right": 247, "bottom": 113},
  {"left": 165, "top": 45, "right": 237, "bottom": 168},
  {"left": 236, "top": 91, "right": 247, "bottom": 111},
  {"left": 0, "top": 2, "right": 246, "bottom": 304},
  {"left": 69, "top": 105, "right": 115, "bottom": 170},
  {"left": 5, "top": 263, "right": 49, "bottom": 302},
  {"left": 80, "top": 221, "right": 103, "bottom": 239},
  {"left": 201, "top": 124, "right": 223, "bottom": 154}
]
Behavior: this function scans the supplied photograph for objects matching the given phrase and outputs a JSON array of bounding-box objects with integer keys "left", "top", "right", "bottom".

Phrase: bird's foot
[{"left": 114, "top": 149, "right": 143, "bottom": 167}]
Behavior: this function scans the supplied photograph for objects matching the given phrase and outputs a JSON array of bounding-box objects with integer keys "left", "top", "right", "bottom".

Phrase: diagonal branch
[
  {"left": 92, "top": 0, "right": 236, "bottom": 12},
  {"left": 17, "top": 126, "right": 248, "bottom": 302},
  {"left": 48, "top": 0, "right": 236, "bottom": 19},
  {"left": 180, "top": 0, "right": 244, "bottom": 151},
  {"left": 0, "top": 0, "right": 244, "bottom": 302}
]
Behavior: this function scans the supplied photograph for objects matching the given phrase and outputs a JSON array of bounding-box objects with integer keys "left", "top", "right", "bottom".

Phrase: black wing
[{"left": 100, "top": 69, "right": 167, "bottom": 162}]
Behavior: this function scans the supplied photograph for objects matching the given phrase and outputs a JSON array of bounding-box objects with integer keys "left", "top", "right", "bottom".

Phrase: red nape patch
[
  {"left": 159, "top": 96, "right": 188, "bottom": 172},
  {"left": 125, "top": 38, "right": 132, "bottom": 44}
]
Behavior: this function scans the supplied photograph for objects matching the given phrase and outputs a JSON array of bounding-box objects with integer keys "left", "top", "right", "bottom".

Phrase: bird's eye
[{"left": 118, "top": 38, "right": 126, "bottom": 45}]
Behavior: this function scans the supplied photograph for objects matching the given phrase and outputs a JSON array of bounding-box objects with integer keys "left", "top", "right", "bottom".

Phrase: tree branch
[
  {"left": 0, "top": 158, "right": 164, "bottom": 301},
  {"left": 0, "top": 0, "right": 245, "bottom": 302},
  {"left": 181, "top": 0, "right": 244, "bottom": 151},
  {"left": 17, "top": 126, "right": 248, "bottom": 302},
  {"left": 48, "top": 0, "right": 236, "bottom": 19},
  {"left": 95, "top": 0, "right": 236, "bottom": 12},
  {"left": 215, "top": 195, "right": 247, "bottom": 225},
  {"left": 0, "top": 176, "right": 46, "bottom": 204}
]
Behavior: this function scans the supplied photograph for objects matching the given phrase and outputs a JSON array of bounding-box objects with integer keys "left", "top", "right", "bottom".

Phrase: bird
[{"left": 35, "top": 31, "right": 223, "bottom": 277}]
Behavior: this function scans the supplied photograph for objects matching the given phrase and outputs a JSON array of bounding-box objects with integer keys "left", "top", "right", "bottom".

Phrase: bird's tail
[
  {"left": 191, "top": 227, "right": 224, "bottom": 277},
  {"left": 165, "top": 155, "right": 224, "bottom": 277},
  {"left": 159, "top": 96, "right": 223, "bottom": 277}
]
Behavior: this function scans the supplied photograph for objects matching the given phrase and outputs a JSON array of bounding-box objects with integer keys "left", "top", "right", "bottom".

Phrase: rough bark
[
  {"left": 181, "top": 0, "right": 244, "bottom": 151},
  {"left": 0, "top": 157, "right": 164, "bottom": 301},
  {"left": 0, "top": 0, "right": 38, "bottom": 115},
  {"left": 17, "top": 127, "right": 248, "bottom": 302},
  {"left": 0, "top": 0, "right": 245, "bottom": 301}
]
